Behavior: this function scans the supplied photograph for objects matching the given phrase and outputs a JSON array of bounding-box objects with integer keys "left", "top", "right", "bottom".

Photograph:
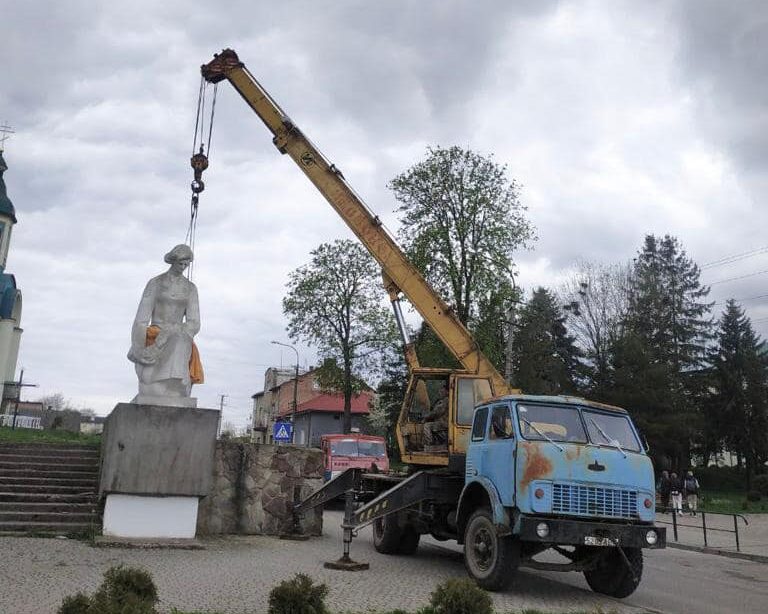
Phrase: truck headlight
[
  {"left": 536, "top": 522, "right": 550, "bottom": 538},
  {"left": 646, "top": 530, "right": 658, "bottom": 545}
]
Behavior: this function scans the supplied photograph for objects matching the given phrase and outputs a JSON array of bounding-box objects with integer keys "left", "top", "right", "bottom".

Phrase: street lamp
[{"left": 271, "top": 340, "right": 299, "bottom": 444}]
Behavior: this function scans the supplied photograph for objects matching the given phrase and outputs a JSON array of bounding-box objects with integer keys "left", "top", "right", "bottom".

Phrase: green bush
[
  {"left": 746, "top": 490, "right": 762, "bottom": 502},
  {"left": 57, "top": 565, "right": 159, "bottom": 614},
  {"left": 57, "top": 593, "right": 91, "bottom": 614},
  {"left": 694, "top": 466, "right": 744, "bottom": 491},
  {"left": 753, "top": 474, "right": 768, "bottom": 496},
  {"left": 428, "top": 578, "right": 493, "bottom": 614},
  {"left": 268, "top": 573, "right": 329, "bottom": 614}
]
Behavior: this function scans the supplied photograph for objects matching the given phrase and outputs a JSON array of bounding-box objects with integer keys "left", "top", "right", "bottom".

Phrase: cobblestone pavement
[
  {"left": 655, "top": 511, "right": 768, "bottom": 556},
  {"left": 0, "top": 509, "right": 658, "bottom": 614}
]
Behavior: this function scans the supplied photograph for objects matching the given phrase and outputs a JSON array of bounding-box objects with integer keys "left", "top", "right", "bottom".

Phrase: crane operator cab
[{"left": 397, "top": 369, "right": 494, "bottom": 464}]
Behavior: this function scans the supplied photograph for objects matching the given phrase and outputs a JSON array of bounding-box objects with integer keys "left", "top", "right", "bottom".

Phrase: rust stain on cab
[{"left": 520, "top": 442, "right": 553, "bottom": 490}]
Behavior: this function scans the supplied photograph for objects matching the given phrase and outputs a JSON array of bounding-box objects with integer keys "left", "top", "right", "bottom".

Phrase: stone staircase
[{"left": 0, "top": 442, "right": 101, "bottom": 535}]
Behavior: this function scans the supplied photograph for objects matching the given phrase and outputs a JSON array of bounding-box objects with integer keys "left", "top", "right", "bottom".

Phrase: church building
[{"left": 0, "top": 148, "right": 23, "bottom": 408}]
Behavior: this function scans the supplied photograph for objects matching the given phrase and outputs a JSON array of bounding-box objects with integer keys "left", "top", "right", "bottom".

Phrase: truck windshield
[
  {"left": 583, "top": 410, "right": 641, "bottom": 452},
  {"left": 330, "top": 439, "right": 386, "bottom": 457},
  {"left": 517, "top": 404, "right": 587, "bottom": 443}
]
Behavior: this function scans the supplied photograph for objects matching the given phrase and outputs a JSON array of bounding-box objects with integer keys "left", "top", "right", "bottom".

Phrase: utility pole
[
  {"left": 217, "top": 393, "right": 227, "bottom": 437},
  {"left": 271, "top": 341, "right": 299, "bottom": 444}
]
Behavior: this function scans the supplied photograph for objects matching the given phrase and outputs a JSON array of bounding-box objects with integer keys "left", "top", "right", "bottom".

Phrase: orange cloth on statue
[{"left": 145, "top": 325, "right": 205, "bottom": 384}]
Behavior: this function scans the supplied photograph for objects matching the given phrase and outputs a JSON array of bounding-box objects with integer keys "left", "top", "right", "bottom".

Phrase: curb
[{"left": 667, "top": 541, "right": 768, "bottom": 564}]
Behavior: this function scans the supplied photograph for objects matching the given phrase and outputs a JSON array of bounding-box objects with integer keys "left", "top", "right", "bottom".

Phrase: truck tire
[
  {"left": 373, "top": 515, "right": 421, "bottom": 555},
  {"left": 463, "top": 509, "right": 519, "bottom": 591},
  {"left": 584, "top": 546, "right": 643, "bottom": 598},
  {"left": 373, "top": 515, "right": 402, "bottom": 554},
  {"left": 398, "top": 526, "right": 421, "bottom": 555}
]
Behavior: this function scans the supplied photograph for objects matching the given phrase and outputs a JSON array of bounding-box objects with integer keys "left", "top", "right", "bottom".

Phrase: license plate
[{"left": 584, "top": 535, "right": 617, "bottom": 547}]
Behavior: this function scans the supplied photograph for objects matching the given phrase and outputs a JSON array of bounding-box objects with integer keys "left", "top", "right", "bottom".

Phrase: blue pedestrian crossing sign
[{"left": 273, "top": 420, "right": 293, "bottom": 443}]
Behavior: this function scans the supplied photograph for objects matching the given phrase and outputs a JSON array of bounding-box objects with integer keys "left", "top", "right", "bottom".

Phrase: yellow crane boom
[{"left": 202, "top": 49, "right": 509, "bottom": 396}]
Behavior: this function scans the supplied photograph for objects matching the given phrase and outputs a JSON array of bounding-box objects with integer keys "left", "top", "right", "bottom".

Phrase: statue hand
[{"left": 154, "top": 329, "right": 170, "bottom": 347}]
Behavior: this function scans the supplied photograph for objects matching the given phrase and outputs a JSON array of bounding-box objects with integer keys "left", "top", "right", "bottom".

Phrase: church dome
[{"left": 0, "top": 151, "right": 18, "bottom": 224}]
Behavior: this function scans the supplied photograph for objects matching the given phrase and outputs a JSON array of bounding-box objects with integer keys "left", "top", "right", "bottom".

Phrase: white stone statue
[{"left": 128, "top": 244, "right": 204, "bottom": 407}]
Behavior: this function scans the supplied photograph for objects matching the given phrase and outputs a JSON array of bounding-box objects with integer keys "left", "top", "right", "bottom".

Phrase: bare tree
[{"left": 559, "top": 260, "right": 631, "bottom": 393}]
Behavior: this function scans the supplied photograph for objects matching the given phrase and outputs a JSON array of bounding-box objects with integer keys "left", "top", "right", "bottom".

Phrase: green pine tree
[
  {"left": 708, "top": 300, "right": 768, "bottom": 487},
  {"left": 606, "top": 235, "right": 713, "bottom": 469},
  {"left": 511, "top": 287, "right": 583, "bottom": 395}
]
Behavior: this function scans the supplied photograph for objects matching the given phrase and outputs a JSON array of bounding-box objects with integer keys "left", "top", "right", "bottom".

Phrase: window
[
  {"left": 357, "top": 440, "right": 387, "bottom": 457},
  {"left": 457, "top": 378, "right": 493, "bottom": 425},
  {"left": 406, "top": 377, "right": 449, "bottom": 419},
  {"left": 583, "top": 410, "right": 641, "bottom": 452},
  {"left": 489, "top": 405, "right": 514, "bottom": 440},
  {"left": 517, "top": 404, "right": 587, "bottom": 443},
  {"left": 471, "top": 407, "right": 489, "bottom": 441}
]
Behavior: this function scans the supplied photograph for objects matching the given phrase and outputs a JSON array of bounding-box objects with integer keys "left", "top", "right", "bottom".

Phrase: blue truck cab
[{"left": 457, "top": 394, "right": 665, "bottom": 595}]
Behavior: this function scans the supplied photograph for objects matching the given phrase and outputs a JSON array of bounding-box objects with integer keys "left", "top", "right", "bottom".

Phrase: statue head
[{"left": 164, "top": 244, "right": 194, "bottom": 274}]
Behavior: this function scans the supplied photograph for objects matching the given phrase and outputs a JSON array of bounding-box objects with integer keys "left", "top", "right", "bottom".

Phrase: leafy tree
[
  {"left": 368, "top": 347, "right": 408, "bottom": 460},
  {"left": 510, "top": 287, "right": 583, "bottom": 395},
  {"left": 389, "top": 146, "right": 534, "bottom": 328},
  {"left": 473, "top": 280, "right": 521, "bottom": 377},
  {"left": 283, "top": 240, "right": 397, "bottom": 433},
  {"left": 560, "top": 260, "right": 631, "bottom": 396},
  {"left": 708, "top": 300, "right": 768, "bottom": 487}
]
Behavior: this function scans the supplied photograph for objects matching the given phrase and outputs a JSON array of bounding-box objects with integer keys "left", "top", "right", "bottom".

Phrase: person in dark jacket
[
  {"left": 684, "top": 470, "right": 700, "bottom": 516},
  {"left": 657, "top": 470, "right": 671, "bottom": 511}
]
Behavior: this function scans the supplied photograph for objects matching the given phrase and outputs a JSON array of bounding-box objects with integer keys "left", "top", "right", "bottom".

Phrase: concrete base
[
  {"left": 100, "top": 403, "right": 219, "bottom": 498},
  {"left": 103, "top": 494, "right": 199, "bottom": 539},
  {"left": 131, "top": 395, "right": 198, "bottom": 408}
]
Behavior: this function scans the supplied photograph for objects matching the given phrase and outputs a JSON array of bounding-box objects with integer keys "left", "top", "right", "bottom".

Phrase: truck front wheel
[
  {"left": 583, "top": 546, "right": 643, "bottom": 598},
  {"left": 463, "top": 509, "right": 519, "bottom": 591}
]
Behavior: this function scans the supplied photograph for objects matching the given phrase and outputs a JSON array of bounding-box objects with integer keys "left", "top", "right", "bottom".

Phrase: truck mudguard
[{"left": 456, "top": 476, "right": 511, "bottom": 542}]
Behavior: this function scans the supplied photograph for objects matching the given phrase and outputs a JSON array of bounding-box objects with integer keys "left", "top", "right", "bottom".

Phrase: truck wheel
[
  {"left": 373, "top": 515, "right": 402, "bottom": 554},
  {"left": 463, "top": 509, "right": 519, "bottom": 591},
  {"left": 584, "top": 547, "right": 643, "bottom": 598},
  {"left": 398, "top": 525, "right": 421, "bottom": 555}
]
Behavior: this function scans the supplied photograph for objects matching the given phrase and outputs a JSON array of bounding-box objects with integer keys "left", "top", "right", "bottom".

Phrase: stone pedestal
[{"left": 100, "top": 403, "right": 219, "bottom": 539}]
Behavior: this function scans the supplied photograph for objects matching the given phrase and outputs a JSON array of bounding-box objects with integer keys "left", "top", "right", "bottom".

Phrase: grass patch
[
  {"left": 698, "top": 490, "right": 768, "bottom": 514},
  {"left": 0, "top": 426, "right": 100, "bottom": 446}
]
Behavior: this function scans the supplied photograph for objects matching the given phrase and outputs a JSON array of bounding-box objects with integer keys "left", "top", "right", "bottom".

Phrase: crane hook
[{"left": 190, "top": 144, "right": 208, "bottom": 194}]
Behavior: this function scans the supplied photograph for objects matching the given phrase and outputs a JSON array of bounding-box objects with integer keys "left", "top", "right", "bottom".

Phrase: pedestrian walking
[
  {"left": 684, "top": 470, "right": 700, "bottom": 516},
  {"left": 670, "top": 472, "right": 683, "bottom": 515},
  {"left": 657, "top": 470, "right": 671, "bottom": 511}
]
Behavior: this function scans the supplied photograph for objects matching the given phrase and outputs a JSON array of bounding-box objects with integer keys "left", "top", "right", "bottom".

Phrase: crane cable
[{"left": 185, "top": 76, "right": 218, "bottom": 279}]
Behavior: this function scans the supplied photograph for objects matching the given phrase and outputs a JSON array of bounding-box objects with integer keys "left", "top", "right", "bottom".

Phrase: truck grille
[{"left": 552, "top": 483, "right": 638, "bottom": 519}]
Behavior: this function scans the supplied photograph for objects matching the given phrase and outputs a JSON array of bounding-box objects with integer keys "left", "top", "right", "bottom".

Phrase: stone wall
[{"left": 197, "top": 442, "right": 323, "bottom": 536}]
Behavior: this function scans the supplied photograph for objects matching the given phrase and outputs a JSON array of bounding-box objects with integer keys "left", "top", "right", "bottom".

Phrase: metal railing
[{"left": 656, "top": 508, "right": 749, "bottom": 552}]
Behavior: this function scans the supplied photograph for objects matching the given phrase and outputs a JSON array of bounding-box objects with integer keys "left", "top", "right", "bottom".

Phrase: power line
[
  {"left": 713, "top": 293, "right": 768, "bottom": 306},
  {"left": 709, "top": 268, "right": 768, "bottom": 286},
  {"left": 702, "top": 245, "right": 768, "bottom": 269}
]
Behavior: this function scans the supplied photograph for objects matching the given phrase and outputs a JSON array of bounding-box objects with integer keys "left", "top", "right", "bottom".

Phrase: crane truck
[{"left": 201, "top": 49, "right": 665, "bottom": 597}]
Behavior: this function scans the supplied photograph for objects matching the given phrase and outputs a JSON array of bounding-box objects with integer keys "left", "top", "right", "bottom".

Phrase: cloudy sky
[{"left": 1, "top": 0, "right": 766, "bottom": 428}]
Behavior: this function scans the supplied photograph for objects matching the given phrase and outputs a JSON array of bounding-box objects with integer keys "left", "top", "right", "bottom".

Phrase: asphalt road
[{"left": 346, "top": 509, "right": 768, "bottom": 614}]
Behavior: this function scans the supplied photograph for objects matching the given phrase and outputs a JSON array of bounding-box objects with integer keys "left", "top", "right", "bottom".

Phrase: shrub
[
  {"left": 57, "top": 565, "right": 158, "bottom": 614},
  {"left": 753, "top": 474, "right": 768, "bottom": 496},
  {"left": 694, "top": 466, "right": 744, "bottom": 491},
  {"left": 268, "top": 573, "right": 329, "bottom": 614},
  {"left": 746, "top": 490, "right": 762, "bottom": 502},
  {"left": 429, "top": 578, "right": 493, "bottom": 614},
  {"left": 57, "top": 593, "right": 91, "bottom": 614}
]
